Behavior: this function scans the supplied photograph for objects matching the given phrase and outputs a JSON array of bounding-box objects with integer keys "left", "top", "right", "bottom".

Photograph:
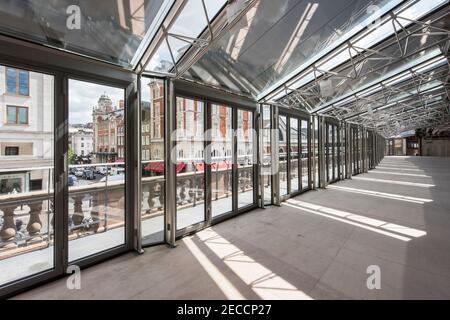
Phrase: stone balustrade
[{"left": 0, "top": 165, "right": 257, "bottom": 258}]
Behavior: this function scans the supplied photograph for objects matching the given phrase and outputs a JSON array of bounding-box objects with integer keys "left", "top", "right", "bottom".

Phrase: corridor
[{"left": 14, "top": 156, "right": 450, "bottom": 299}]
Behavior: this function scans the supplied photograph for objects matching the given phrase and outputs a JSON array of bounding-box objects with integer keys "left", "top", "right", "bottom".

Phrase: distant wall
[{"left": 422, "top": 138, "right": 450, "bottom": 157}]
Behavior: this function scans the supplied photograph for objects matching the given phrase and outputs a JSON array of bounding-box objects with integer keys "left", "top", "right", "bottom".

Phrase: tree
[{"left": 68, "top": 146, "right": 76, "bottom": 164}]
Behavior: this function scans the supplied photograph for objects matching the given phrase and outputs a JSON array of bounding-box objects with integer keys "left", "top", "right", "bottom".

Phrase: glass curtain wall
[
  {"left": 211, "top": 104, "right": 233, "bottom": 217},
  {"left": 140, "top": 77, "right": 165, "bottom": 245},
  {"left": 278, "top": 115, "right": 288, "bottom": 196},
  {"left": 175, "top": 97, "right": 206, "bottom": 230},
  {"left": 301, "top": 119, "right": 310, "bottom": 190},
  {"left": 261, "top": 105, "right": 272, "bottom": 206},
  {"left": 351, "top": 126, "right": 361, "bottom": 175},
  {"left": 68, "top": 79, "right": 126, "bottom": 262},
  {"left": 278, "top": 113, "right": 309, "bottom": 198},
  {"left": 326, "top": 122, "right": 339, "bottom": 183},
  {"left": 326, "top": 124, "right": 332, "bottom": 182},
  {"left": 314, "top": 118, "right": 319, "bottom": 188},
  {"left": 237, "top": 109, "right": 255, "bottom": 209},
  {"left": 0, "top": 65, "right": 55, "bottom": 286},
  {"left": 289, "top": 118, "right": 299, "bottom": 193}
]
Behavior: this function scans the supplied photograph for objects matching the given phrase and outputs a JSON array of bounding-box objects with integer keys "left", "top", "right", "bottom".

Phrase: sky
[{"left": 69, "top": 79, "right": 125, "bottom": 124}]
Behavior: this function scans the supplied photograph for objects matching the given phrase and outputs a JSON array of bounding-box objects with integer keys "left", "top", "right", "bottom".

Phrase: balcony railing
[{"left": 1, "top": 160, "right": 256, "bottom": 260}]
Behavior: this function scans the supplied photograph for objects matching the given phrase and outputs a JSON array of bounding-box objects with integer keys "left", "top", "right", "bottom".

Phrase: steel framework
[{"left": 261, "top": 1, "right": 450, "bottom": 138}]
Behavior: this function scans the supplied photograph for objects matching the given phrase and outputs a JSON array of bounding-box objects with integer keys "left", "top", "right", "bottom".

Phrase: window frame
[
  {"left": 4, "top": 146, "right": 19, "bottom": 156},
  {"left": 5, "top": 67, "right": 30, "bottom": 96},
  {"left": 6, "top": 105, "right": 29, "bottom": 125}
]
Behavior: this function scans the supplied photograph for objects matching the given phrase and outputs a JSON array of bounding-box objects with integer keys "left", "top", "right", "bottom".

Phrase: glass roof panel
[
  {"left": 276, "top": 0, "right": 449, "bottom": 112},
  {"left": 183, "top": 0, "right": 400, "bottom": 97},
  {"left": 145, "top": 0, "right": 227, "bottom": 73},
  {"left": 0, "top": 0, "right": 172, "bottom": 68}
]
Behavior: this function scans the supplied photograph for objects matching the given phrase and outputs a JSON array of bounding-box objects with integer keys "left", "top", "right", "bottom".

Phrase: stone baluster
[
  {"left": 27, "top": 201, "right": 43, "bottom": 242},
  {"left": 176, "top": 180, "right": 181, "bottom": 205},
  {"left": 239, "top": 170, "right": 245, "bottom": 192},
  {"left": 214, "top": 168, "right": 219, "bottom": 200},
  {"left": 147, "top": 182, "right": 155, "bottom": 212},
  {"left": 188, "top": 177, "right": 195, "bottom": 204},
  {"left": 224, "top": 171, "right": 230, "bottom": 197},
  {"left": 179, "top": 179, "right": 187, "bottom": 205},
  {"left": 196, "top": 177, "right": 204, "bottom": 201},
  {"left": 90, "top": 192, "right": 100, "bottom": 233},
  {"left": 71, "top": 194, "right": 84, "bottom": 231},
  {"left": 158, "top": 182, "right": 164, "bottom": 212},
  {"left": 0, "top": 205, "right": 17, "bottom": 247}
]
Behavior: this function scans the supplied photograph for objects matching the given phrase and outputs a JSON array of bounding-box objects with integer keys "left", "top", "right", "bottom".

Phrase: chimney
[{"left": 119, "top": 100, "right": 124, "bottom": 109}]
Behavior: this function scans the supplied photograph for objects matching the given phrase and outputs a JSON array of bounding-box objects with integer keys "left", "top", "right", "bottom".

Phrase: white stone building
[
  {"left": 69, "top": 127, "right": 94, "bottom": 157},
  {"left": 0, "top": 65, "right": 54, "bottom": 194}
]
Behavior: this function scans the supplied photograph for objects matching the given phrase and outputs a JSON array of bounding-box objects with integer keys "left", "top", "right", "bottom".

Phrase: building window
[
  {"left": 5, "top": 146, "right": 19, "bottom": 156},
  {"left": 6, "top": 68, "right": 29, "bottom": 96},
  {"left": 7, "top": 106, "right": 28, "bottom": 124}
]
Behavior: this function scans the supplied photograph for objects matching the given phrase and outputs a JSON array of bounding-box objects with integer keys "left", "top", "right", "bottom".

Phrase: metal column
[{"left": 164, "top": 79, "right": 177, "bottom": 247}]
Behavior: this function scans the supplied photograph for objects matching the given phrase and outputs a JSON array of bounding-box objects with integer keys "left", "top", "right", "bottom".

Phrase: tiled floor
[{"left": 13, "top": 156, "right": 450, "bottom": 299}]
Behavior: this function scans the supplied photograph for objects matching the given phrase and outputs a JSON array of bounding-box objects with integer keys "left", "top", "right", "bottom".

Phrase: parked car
[
  {"left": 68, "top": 175, "right": 78, "bottom": 186},
  {"left": 82, "top": 169, "right": 96, "bottom": 180},
  {"left": 74, "top": 169, "right": 84, "bottom": 177}
]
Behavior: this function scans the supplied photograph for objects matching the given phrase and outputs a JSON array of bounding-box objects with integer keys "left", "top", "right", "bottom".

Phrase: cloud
[{"left": 69, "top": 79, "right": 124, "bottom": 124}]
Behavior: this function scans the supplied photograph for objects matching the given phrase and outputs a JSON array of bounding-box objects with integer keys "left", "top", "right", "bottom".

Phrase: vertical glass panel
[
  {"left": 211, "top": 104, "right": 232, "bottom": 217},
  {"left": 7, "top": 106, "right": 16, "bottom": 124},
  {"left": 352, "top": 128, "right": 357, "bottom": 174},
  {"left": 333, "top": 125, "right": 337, "bottom": 180},
  {"left": 0, "top": 66, "right": 54, "bottom": 286},
  {"left": 237, "top": 109, "right": 254, "bottom": 208},
  {"left": 314, "top": 118, "right": 319, "bottom": 188},
  {"left": 176, "top": 97, "right": 205, "bottom": 230},
  {"left": 19, "top": 107, "right": 28, "bottom": 124},
  {"left": 6, "top": 68, "right": 16, "bottom": 94},
  {"left": 18, "top": 70, "right": 29, "bottom": 95},
  {"left": 327, "top": 124, "right": 332, "bottom": 182},
  {"left": 147, "top": 0, "right": 227, "bottom": 72},
  {"left": 140, "top": 77, "right": 165, "bottom": 244},
  {"left": 301, "top": 119, "right": 309, "bottom": 189},
  {"left": 341, "top": 126, "right": 346, "bottom": 178},
  {"left": 289, "top": 118, "right": 299, "bottom": 193},
  {"left": 278, "top": 115, "right": 287, "bottom": 196},
  {"left": 68, "top": 79, "right": 125, "bottom": 262},
  {"left": 358, "top": 129, "right": 362, "bottom": 172},
  {"left": 261, "top": 105, "right": 272, "bottom": 205},
  {"left": 0, "top": 0, "right": 170, "bottom": 68}
]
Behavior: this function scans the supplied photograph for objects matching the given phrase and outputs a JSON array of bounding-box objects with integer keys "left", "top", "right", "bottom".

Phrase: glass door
[
  {"left": 289, "top": 118, "right": 299, "bottom": 193},
  {"left": 261, "top": 105, "right": 272, "bottom": 206},
  {"left": 0, "top": 65, "right": 57, "bottom": 287},
  {"left": 140, "top": 77, "right": 165, "bottom": 245},
  {"left": 326, "top": 122, "right": 339, "bottom": 183},
  {"left": 279, "top": 115, "right": 288, "bottom": 197},
  {"left": 278, "top": 113, "right": 309, "bottom": 199},
  {"left": 237, "top": 109, "right": 255, "bottom": 209},
  {"left": 211, "top": 104, "right": 233, "bottom": 217},
  {"left": 68, "top": 79, "right": 126, "bottom": 262},
  {"left": 175, "top": 97, "right": 206, "bottom": 231},
  {"left": 300, "top": 119, "right": 310, "bottom": 190}
]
